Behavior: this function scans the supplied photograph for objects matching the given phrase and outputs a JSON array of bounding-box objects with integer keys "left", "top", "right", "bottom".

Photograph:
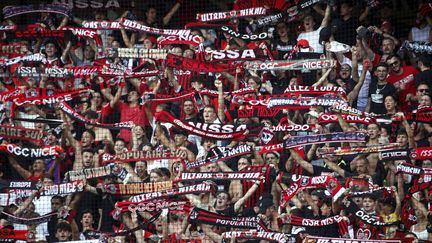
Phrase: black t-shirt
[
  {"left": 415, "top": 70, "right": 432, "bottom": 88},
  {"left": 333, "top": 17, "right": 359, "bottom": 47},
  {"left": 368, "top": 80, "right": 397, "bottom": 114},
  {"left": 272, "top": 39, "right": 297, "bottom": 59}
]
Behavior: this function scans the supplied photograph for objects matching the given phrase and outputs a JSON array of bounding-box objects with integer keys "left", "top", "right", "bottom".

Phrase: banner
[
  {"left": 2, "top": 4, "right": 72, "bottom": 19},
  {"left": 197, "top": 7, "right": 267, "bottom": 22},
  {"left": 244, "top": 59, "right": 335, "bottom": 70},
  {"left": 0, "top": 125, "right": 44, "bottom": 143}
]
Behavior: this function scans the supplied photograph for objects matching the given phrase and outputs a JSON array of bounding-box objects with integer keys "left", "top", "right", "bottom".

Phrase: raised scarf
[
  {"left": 401, "top": 40, "right": 432, "bottom": 55},
  {"left": 184, "top": 144, "right": 254, "bottom": 169},
  {"left": 0, "top": 89, "right": 23, "bottom": 102},
  {"left": 0, "top": 229, "right": 29, "bottom": 241},
  {"left": 0, "top": 53, "right": 46, "bottom": 67},
  {"left": 219, "top": 26, "right": 271, "bottom": 41},
  {"left": 342, "top": 198, "right": 392, "bottom": 227},
  {"left": 105, "top": 48, "right": 168, "bottom": 59},
  {"left": 0, "top": 125, "right": 43, "bottom": 143},
  {"left": 288, "top": 214, "right": 349, "bottom": 237},
  {"left": 396, "top": 162, "right": 432, "bottom": 176},
  {"left": 166, "top": 54, "right": 237, "bottom": 72},
  {"left": 121, "top": 18, "right": 191, "bottom": 37},
  {"left": 0, "top": 44, "right": 27, "bottom": 54},
  {"left": 318, "top": 113, "right": 375, "bottom": 124},
  {"left": 0, "top": 143, "right": 63, "bottom": 159},
  {"left": 188, "top": 207, "right": 269, "bottom": 232},
  {"left": 196, "top": 7, "right": 267, "bottom": 22},
  {"left": 244, "top": 59, "right": 335, "bottom": 70},
  {"left": 157, "top": 35, "right": 202, "bottom": 47},
  {"left": 177, "top": 171, "right": 262, "bottom": 182},
  {"left": 207, "top": 49, "right": 264, "bottom": 61},
  {"left": 222, "top": 230, "right": 291, "bottom": 243},
  {"left": 2, "top": 4, "right": 72, "bottom": 19},
  {"left": 317, "top": 143, "right": 401, "bottom": 157},
  {"left": 155, "top": 111, "right": 247, "bottom": 140},
  {"left": 279, "top": 174, "right": 345, "bottom": 207},
  {"left": 64, "top": 164, "right": 113, "bottom": 182},
  {"left": 1, "top": 210, "right": 57, "bottom": 225},
  {"left": 284, "top": 131, "right": 367, "bottom": 149},
  {"left": 12, "top": 88, "right": 89, "bottom": 106},
  {"left": 59, "top": 101, "right": 134, "bottom": 129},
  {"left": 115, "top": 199, "right": 191, "bottom": 214},
  {"left": 101, "top": 149, "right": 177, "bottom": 164},
  {"left": 305, "top": 236, "right": 401, "bottom": 243},
  {"left": 283, "top": 85, "right": 346, "bottom": 96},
  {"left": 131, "top": 182, "right": 216, "bottom": 203},
  {"left": 103, "top": 181, "right": 173, "bottom": 195}
]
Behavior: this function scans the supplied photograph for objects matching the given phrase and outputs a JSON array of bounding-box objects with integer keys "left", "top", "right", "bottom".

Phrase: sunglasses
[{"left": 418, "top": 89, "right": 430, "bottom": 93}]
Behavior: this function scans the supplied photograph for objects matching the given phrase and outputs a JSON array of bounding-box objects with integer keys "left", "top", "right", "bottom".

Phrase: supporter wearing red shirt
[
  {"left": 386, "top": 54, "right": 419, "bottom": 112},
  {"left": 104, "top": 79, "right": 149, "bottom": 143}
]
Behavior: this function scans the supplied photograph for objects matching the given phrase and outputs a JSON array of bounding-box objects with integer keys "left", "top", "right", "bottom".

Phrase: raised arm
[
  {"left": 289, "top": 148, "right": 314, "bottom": 174},
  {"left": 110, "top": 79, "right": 124, "bottom": 108},
  {"left": 234, "top": 179, "right": 261, "bottom": 212},
  {"left": 324, "top": 158, "right": 346, "bottom": 177},
  {"left": 162, "top": 2, "right": 181, "bottom": 26},
  {"left": 347, "top": 59, "right": 368, "bottom": 105},
  {"left": 320, "top": 4, "right": 331, "bottom": 28},
  {"left": 8, "top": 155, "right": 31, "bottom": 179},
  {"left": 215, "top": 78, "right": 225, "bottom": 122}
]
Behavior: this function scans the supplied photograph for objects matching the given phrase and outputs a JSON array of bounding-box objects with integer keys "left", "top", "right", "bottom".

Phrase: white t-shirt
[
  {"left": 297, "top": 26, "right": 324, "bottom": 53},
  {"left": 341, "top": 56, "right": 372, "bottom": 111}
]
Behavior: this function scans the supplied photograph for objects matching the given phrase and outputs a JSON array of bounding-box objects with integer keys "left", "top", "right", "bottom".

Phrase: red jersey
[{"left": 387, "top": 66, "right": 418, "bottom": 112}]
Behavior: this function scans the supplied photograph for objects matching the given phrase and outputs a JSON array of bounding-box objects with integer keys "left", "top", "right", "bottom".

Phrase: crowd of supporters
[{"left": 0, "top": 0, "right": 431, "bottom": 242}]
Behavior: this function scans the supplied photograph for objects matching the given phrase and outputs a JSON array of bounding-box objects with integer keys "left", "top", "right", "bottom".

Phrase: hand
[{"left": 214, "top": 79, "right": 223, "bottom": 90}]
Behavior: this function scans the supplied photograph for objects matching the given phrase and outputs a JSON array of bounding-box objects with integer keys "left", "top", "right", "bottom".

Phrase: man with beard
[{"left": 386, "top": 54, "right": 419, "bottom": 112}]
